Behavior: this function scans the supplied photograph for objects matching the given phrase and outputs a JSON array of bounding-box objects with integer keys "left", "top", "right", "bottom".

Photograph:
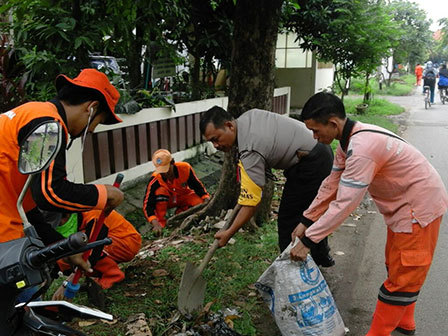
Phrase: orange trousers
[
  {"left": 366, "top": 216, "right": 441, "bottom": 336},
  {"left": 416, "top": 75, "right": 422, "bottom": 86},
  {"left": 154, "top": 187, "right": 204, "bottom": 227},
  {"left": 383, "top": 217, "right": 441, "bottom": 299},
  {"left": 58, "top": 211, "right": 141, "bottom": 288}
]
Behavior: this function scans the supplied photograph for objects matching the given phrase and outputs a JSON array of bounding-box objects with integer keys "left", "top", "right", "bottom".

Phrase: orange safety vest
[
  {"left": 0, "top": 102, "right": 67, "bottom": 242},
  {"left": 143, "top": 162, "right": 208, "bottom": 224}
]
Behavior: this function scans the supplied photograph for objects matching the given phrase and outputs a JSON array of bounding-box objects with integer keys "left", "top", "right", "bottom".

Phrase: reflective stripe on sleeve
[{"left": 340, "top": 177, "right": 369, "bottom": 189}]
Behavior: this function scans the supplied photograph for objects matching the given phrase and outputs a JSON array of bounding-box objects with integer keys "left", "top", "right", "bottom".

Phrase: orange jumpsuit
[
  {"left": 58, "top": 210, "right": 141, "bottom": 289},
  {"left": 0, "top": 101, "right": 107, "bottom": 244},
  {"left": 415, "top": 65, "right": 423, "bottom": 86},
  {"left": 143, "top": 162, "right": 209, "bottom": 227}
]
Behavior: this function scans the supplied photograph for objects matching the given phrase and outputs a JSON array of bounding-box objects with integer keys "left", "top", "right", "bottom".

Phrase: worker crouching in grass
[
  {"left": 143, "top": 149, "right": 210, "bottom": 235},
  {"left": 51, "top": 210, "right": 142, "bottom": 300}
]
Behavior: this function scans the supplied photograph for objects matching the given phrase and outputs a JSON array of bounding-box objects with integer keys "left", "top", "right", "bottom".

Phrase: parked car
[{"left": 89, "top": 55, "right": 123, "bottom": 75}]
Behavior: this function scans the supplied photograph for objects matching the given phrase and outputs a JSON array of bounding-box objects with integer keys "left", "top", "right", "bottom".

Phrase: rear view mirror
[{"left": 18, "top": 121, "right": 62, "bottom": 175}]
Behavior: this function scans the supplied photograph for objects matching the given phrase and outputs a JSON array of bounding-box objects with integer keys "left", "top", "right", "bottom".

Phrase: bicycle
[
  {"left": 439, "top": 86, "right": 448, "bottom": 105},
  {"left": 424, "top": 85, "right": 431, "bottom": 109}
]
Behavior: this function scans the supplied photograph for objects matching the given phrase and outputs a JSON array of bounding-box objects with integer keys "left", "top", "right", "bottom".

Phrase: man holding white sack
[{"left": 290, "top": 92, "right": 448, "bottom": 336}]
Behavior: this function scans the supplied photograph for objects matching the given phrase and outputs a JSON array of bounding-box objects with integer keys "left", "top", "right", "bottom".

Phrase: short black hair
[
  {"left": 199, "top": 106, "right": 234, "bottom": 135},
  {"left": 300, "top": 92, "right": 346, "bottom": 124},
  {"left": 57, "top": 82, "right": 108, "bottom": 113}
]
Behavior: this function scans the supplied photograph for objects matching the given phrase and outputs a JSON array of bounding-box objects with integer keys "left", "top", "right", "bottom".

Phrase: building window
[{"left": 276, "top": 33, "right": 312, "bottom": 68}]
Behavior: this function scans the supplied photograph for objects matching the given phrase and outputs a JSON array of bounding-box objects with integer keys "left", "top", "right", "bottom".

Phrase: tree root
[
  {"left": 167, "top": 196, "right": 218, "bottom": 240},
  {"left": 167, "top": 151, "right": 240, "bottom": 241},
  {"left": 165, "top": 201, "right": 208, "bottom": 227}
]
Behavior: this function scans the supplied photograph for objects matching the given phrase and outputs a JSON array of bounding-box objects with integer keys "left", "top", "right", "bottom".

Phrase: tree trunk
[
  {"left": 176, "top": 0, "right": 284, "bottom": 231},
  {"left": 127, "top": 4, "right": 144, "bottom": 91},
  {"left": 363, "top": 73, "right": 371, "bottom": 103},
  {"left": 219, "top": 0, "right": 283, "bottom": 222},
  {"left": 191, "top": 54, "right": 201, "bottom": 101}
]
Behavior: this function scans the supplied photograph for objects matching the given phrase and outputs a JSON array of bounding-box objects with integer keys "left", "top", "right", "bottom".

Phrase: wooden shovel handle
[{"left": 197, "top": 204, "right": 242, "bottom": 273}]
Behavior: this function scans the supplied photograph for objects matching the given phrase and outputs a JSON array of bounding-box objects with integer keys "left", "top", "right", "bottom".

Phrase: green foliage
[
  {"left": 1, "top": 0, "right": 235, "bottom": 104},
  {"left": 2, "top": 0, "right": 107, "bottom": 99},
  {"left": 344, "top": 97, "right": 403, "bottom": 134},
  {"left": 0, "top": 36, "right": 27, "bottom": 110},
  {"left": 387, "top": 0, "right": 433, "bottom": 67},
  {"left": 433, "top": 18, "right": 448, "bottom": 63},
  {"left": 347, "top": 74, "right": 415, "bottom": 97},
  {"left": 284, "top": 0, "right": 398, "bottom": 97}
]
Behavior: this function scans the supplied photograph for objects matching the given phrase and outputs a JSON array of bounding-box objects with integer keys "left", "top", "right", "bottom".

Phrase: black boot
[{"left": 310, "top": 237, "right": 335, "bottom": 267}]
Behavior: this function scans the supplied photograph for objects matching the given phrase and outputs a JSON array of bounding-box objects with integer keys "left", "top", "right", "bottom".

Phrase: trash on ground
[{"left": 125, "top": 313, "right": 152, "bottom": 336}]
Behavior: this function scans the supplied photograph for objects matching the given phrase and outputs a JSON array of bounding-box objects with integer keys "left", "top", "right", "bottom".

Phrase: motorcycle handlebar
[{"left": 27, "top": 232, "right": 88, "bottom": 268}]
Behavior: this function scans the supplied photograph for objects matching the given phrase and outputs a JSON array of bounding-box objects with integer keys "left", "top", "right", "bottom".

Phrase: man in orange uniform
[
  {"left": 52, "top": 210, "right": 142, "bottom": 299},
  {"left": 414, "top": 63, "right": 423, "bottom": 86},
  {"left": 290, "top": 92, "right": 448, "bottom": 336},
  {"left": 0, "top": 69, "right": 124, "bottom": 273},
  {"left": 143, "top": 149, "right": 209, "bottom": 234}
]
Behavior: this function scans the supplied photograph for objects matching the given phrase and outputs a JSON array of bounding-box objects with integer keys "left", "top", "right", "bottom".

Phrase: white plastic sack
[{"left": 255, "top": 241, "right": 346, "bottom": 336}]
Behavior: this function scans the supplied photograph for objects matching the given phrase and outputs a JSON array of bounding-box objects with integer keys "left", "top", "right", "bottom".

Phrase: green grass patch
[
  {"left": 52, "top": 219, "right": 281, "bottom": 335},
  {"left": 348, "top": 74, "right": 415, "bottom": 97},
  {"left": 346, "top": 97, "right": 402, "bottom": 133}
]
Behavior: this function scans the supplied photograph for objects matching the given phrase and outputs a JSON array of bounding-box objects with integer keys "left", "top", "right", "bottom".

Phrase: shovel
[{"left": 177, "top": 204, "right": 242, "bottom": 315}]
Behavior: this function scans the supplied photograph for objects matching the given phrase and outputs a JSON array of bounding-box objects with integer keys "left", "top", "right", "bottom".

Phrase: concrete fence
[{"left": 66, "top": 87, "right": 290, "bottom": 186}]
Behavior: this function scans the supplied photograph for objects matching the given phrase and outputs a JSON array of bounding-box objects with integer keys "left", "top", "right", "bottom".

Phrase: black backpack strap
[{"left": 351, "top": 129, "right": 407, "bottom": 143}]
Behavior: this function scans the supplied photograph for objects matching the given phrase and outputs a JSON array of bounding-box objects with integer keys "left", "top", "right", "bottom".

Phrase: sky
[{"left": 411, "top": 0, "right": 448, "bottom": 31}]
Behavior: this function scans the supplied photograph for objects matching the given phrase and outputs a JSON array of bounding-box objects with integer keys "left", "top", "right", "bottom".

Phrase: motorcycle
[{"left": 0, "top": 120, "right": 113, "bottom": 336}]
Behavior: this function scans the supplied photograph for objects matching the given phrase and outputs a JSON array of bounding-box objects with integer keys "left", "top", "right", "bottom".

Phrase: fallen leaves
[
  {"left": 125, "top": 313, "right": 152, "bottom": 336},
  {"left": 124, "top": 292, "right": 147, "bottom": 297},
  {"left": 152, "top": 269, "right": 169, "bottom": 277}
]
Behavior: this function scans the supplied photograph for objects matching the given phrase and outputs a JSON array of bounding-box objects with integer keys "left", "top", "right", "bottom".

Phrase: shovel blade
[{"left": 177, "top": 261, "right": 207, "bottom": 315}]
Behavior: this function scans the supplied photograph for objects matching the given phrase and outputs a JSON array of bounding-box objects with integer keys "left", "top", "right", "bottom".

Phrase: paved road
[
  {"left": 390, "top": 88, "right": 448, "bottom": 335},
  {"left": 327, "top": 87, "right": 448, "bottom": 336}
]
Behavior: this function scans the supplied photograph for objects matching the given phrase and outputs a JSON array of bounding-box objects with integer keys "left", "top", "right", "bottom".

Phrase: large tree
[
  {"left": 284, "top": 0, "right": 397, "bottom": 100},
  {"left": 177, "top": 0, "right": 284, "bottom": 228},
  {"left": 385, "top": 0, "right": 432, "bottom": 85}
]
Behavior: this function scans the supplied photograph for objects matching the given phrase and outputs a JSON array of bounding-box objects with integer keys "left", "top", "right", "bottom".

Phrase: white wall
[
  {"left": 315, "top": 67, "right": 334, "bottom": 93},
  {"left": 66, "top": 88, "right": 290, "bottom": 185}
]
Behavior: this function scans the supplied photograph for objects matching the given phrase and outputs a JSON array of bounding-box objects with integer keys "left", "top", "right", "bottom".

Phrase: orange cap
[
  {"left": 55, "top": 68, "right": 122, "bottom": 125},
  {"left": 152, "top": 149, "right": 172, "bottom": 173}
]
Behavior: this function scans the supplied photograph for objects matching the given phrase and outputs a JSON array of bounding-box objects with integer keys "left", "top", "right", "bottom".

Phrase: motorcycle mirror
[{"left": 18, "top": 121, "right": 62, "bottom": 175}]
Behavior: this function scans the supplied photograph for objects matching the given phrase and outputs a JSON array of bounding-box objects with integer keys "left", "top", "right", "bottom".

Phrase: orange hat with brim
[
  {"left": 152, "top": 149, "right": 172, "bottom": 174},
  {"left": 55, "top": 68, "right": 122, "bottom": 125}
]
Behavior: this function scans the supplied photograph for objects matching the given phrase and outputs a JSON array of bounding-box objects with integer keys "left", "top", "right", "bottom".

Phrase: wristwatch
[{"left": 62, "top": 280, "right": 69, "bottom": 288}]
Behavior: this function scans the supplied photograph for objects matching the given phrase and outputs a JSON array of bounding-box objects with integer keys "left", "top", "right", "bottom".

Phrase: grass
[
  {"left": 49, "top": 210, "right": 281, "bottom": 335},
  {"left": 348, "top": 74, "right": 415, "bottom": 97},
  {"left": 345, "top": 96, "right": 404, "bottom": 128}
]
